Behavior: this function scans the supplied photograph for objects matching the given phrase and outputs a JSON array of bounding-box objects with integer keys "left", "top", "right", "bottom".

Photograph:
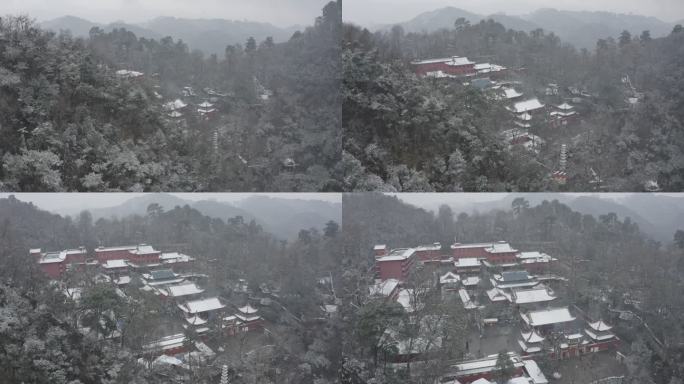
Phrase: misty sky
[
  {"left": 344, "top": 0, "right": 684, "bottom": 27},
  {"left": 0, "top": 0, "right": 329, "bottom": 27},
  {"left": 0, "top": 193, "right": 341, "bottom": 215}
]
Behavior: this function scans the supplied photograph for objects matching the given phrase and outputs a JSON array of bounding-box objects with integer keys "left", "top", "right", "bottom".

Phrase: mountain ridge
[
  {"left": 39, "top": 15, "right": 300, "bottom": 55},
  {"left": 378, "top": 7, "right": 678, "bottom": 49},
  {"left": 51, "top": 194, "right": 341, "bottom": 241}
]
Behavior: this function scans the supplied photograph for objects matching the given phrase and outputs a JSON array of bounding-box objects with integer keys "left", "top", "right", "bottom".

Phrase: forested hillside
[
  {"left": 0, "top": 0, "right": 341, "bottom": 192},
  {"left": 340, "top": 193, "right": 684, "bottom": 383},
  {"left": 0, "top": 195, "right": 343, "bottom": 383},
  {"left": 343, "top": 19, "right": 684, "bottom": 191}
]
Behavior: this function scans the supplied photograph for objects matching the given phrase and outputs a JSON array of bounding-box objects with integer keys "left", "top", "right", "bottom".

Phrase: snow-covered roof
[
  {"left": 412, "top": 56, "right": 474, "bottom": 66},
  {"left": 168, "top": 111, "right": 184, "bottom": 118},
  {"left": 115, "top": 69, "right": 143, "bottom": 78},
  {"left": 523, "top": 360, "right": 549, "bottom": 384},
  {"left": 522, "top": 307, "right": 576, "bottom": 327},
  {"left": 557, "top": 102, "right": 574, "bottom": 110},
  {"left": 369, "top": 279, "right": 400, "bottom": 296},
  {"left": 238, "top": 304, "right": 258, "bottom": 314},
  {"left": 164, "top": 99, "right": 187, "bottom": 111},
  {"left": 486, "top": 288, "right": 507, "bottom": 302},
  {"left": 162, "top": 283, "right": 204, "bottom": 297},
  {"left": 503, "top": 88, "right": 524, "bottom": 99},
  {"left": 198, "top": 101, "right": 214, "bottom": 108},
  {"left": 129, "top": 245, "right": 158, "bottom": 255},
  {"left": 509, "top": 286, "right": 556, "bottom": 304},
  {"left": 462, "top": 276, "right": 480, "bottom": 286},
  {"left": 415, "top": 243, "right": 441, "bottom": 251},
  {"left": 585, "top": 328, "right": 615, "bottom": 341},
  {"left": 235, "top": 313, "right": 261, "bottom": 322},
  {"left": 587, "top": 320, "right": 612, "bottom": 331},
  {"left": 39, "top": 249, "right": 86, "bottom": 264},
  {"left": 377, "top": 248, "right": 415, "bottom": 262},
  {"left": 509, "top": 98, "right": 545, "bottom": 113},
  {"left": 160, "top": 252, "right": 195, "bottom": 264},
  {"left": 440, "top": 271, "right": 460, "bottom": 284},
  {"left": 143, "top": 333, "right": 186, "bottom": 352},
  {"left": 459, "top": 288, "right": 478, "bottom": 309},
  {"left": 521, "top": 330, "right": 545, "bottom": 343},
  {"left": 102, "top": 259, "right": 128, "bottom": 269},
  {"left": 29, "top": 248, "right": 41, "bottom": 254},
  {"left": 152, "top": 354, "right": 186, "bottom": 368},
  {"left": 485, "top": 242, "right": 518, "bottom": 254},
  {"left": 453, "top": 353, "right": 523, "bottom": 377},
  {"left": 114, "top": 276, "right": 131, "bottom": 285},
  {"left": 178, "top": 297, "right": 225, "bottom": 314},
  {"left": 472, "top": 379, "right": 493, "bottom": 384},
  {"left": 96, "top": 245, "right": 137, "bottom": 252},
  {"left": 373, "top": 244, "right": 388, "bottom": 250},
  {"left": 451, "top": 242, "right": 493, "bottom": 249},
  {"left": 518, "top": 339, "right": 542, "bottom": 353},
  {"left": 455, "top": 258, "right": 480, "bottom": 268},
  {"left": 517, "top": 112, "right": 533, "bottom": 121},
  {"left": 448, "top": 57, "right": 475, "bottom": 66}
]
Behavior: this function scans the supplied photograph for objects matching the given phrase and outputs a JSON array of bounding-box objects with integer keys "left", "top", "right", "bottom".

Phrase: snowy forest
[
  {"left": 0, "top": 0, "right": 341, "bottom": 192},
  {"left": 338, "top": 193, "right": 684, "bottom": 383},
  {"left": 342, "top": 18, "right": 684, "bottom": 192},
  {"left": 0, "top": 195, "right": 344, "bottom": 383}
]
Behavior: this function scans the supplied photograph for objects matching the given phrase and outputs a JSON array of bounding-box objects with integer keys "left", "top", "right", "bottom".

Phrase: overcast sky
[
  {"left": 344, "top": 0, "right": 684, "bottom": 27},
  {"left": 0, "top": 0, "right": 328, "bottom": 26},
  {"left": 0, "top": 193, "right": 341, "bottom": 215}
]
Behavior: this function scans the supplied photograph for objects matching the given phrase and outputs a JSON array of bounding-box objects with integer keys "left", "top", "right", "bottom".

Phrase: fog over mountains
[
  {"left": 402, "top": 194, "right": 684, "bottom": 244},
  {"left": 40, "top": 15, "right": 301, "bottom": 55},
  {"left": 377, "top": 7, "right": 682, "bottom": 49},
  {"left": 49, "top": 194, "right": 341, "bottom": 241}
]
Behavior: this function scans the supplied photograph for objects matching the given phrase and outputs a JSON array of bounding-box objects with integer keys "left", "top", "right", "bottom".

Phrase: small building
[
  {"left": 157, "top": 282, "right": 205, "bottom": 300},
  {"left": 178, "top": 297, "right": 226, "bottom": 327},
  {"left": 492, "top": 271, "right": 538, "bottom": 290},
  {"left": 518, "top": 329, "right": 545, "bottom": 354},
  {"left": 375, "top": 248, "right": 416, "bottom": 281},
  {"left": 520, "top": 307, "right": 576, "bottom": 334},
  {"left": 507, "top": 98, "right": 545, "bottom": 119},
  {"left": 454, "top": 257, "right": 481, "bottom": 274},
  {"left": 439, "top": 272, "right": 461, "bottom": 290},
  {"left": 142, "top": 333, "right": 188, "bottom": 357},
  {"left": 505, "top": 285, "right": 556, "bottom": 307},
  {"left": 585, "top": 320, "right": 616, "bottom": 344},
  {"left": 160, "top": 252, "right": 195, "bottom": 271},
  {"left": 373, "top": 244, "right": 389, "bottom": 257},
  {"left": 549, "top": 102, "right": 578, "bottom": 127},
  {"left": 411, "top": 56, "right": 476, "bottom": 77},
  {"left": 36, "top": 248, "right": 88, "bottom": 278},
  {"left": 142, "top": 269, "right": 185, "bottom": 286},
  {"left": 484, "top": 242, "right": 518, "bottom": 264},
  {"left": 517, "top": 252, "right": 557, "bottom": 274}
]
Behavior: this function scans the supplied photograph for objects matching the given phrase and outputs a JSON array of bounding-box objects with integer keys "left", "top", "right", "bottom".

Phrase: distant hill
[
  {"left": 40, "top": 15, "right": 300, "bottom": 56},
  {"left": 438, "top": 194, "right": 680, "bottom": 244},
  {"left": 382, "top": 7, "right": 677, "bottom": 49},
  {"left": 524, "top": 8, "right": 673, "bottom": 49},
  {"left": 57, "top": 194, "right": 341, "bottom": 241}
]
